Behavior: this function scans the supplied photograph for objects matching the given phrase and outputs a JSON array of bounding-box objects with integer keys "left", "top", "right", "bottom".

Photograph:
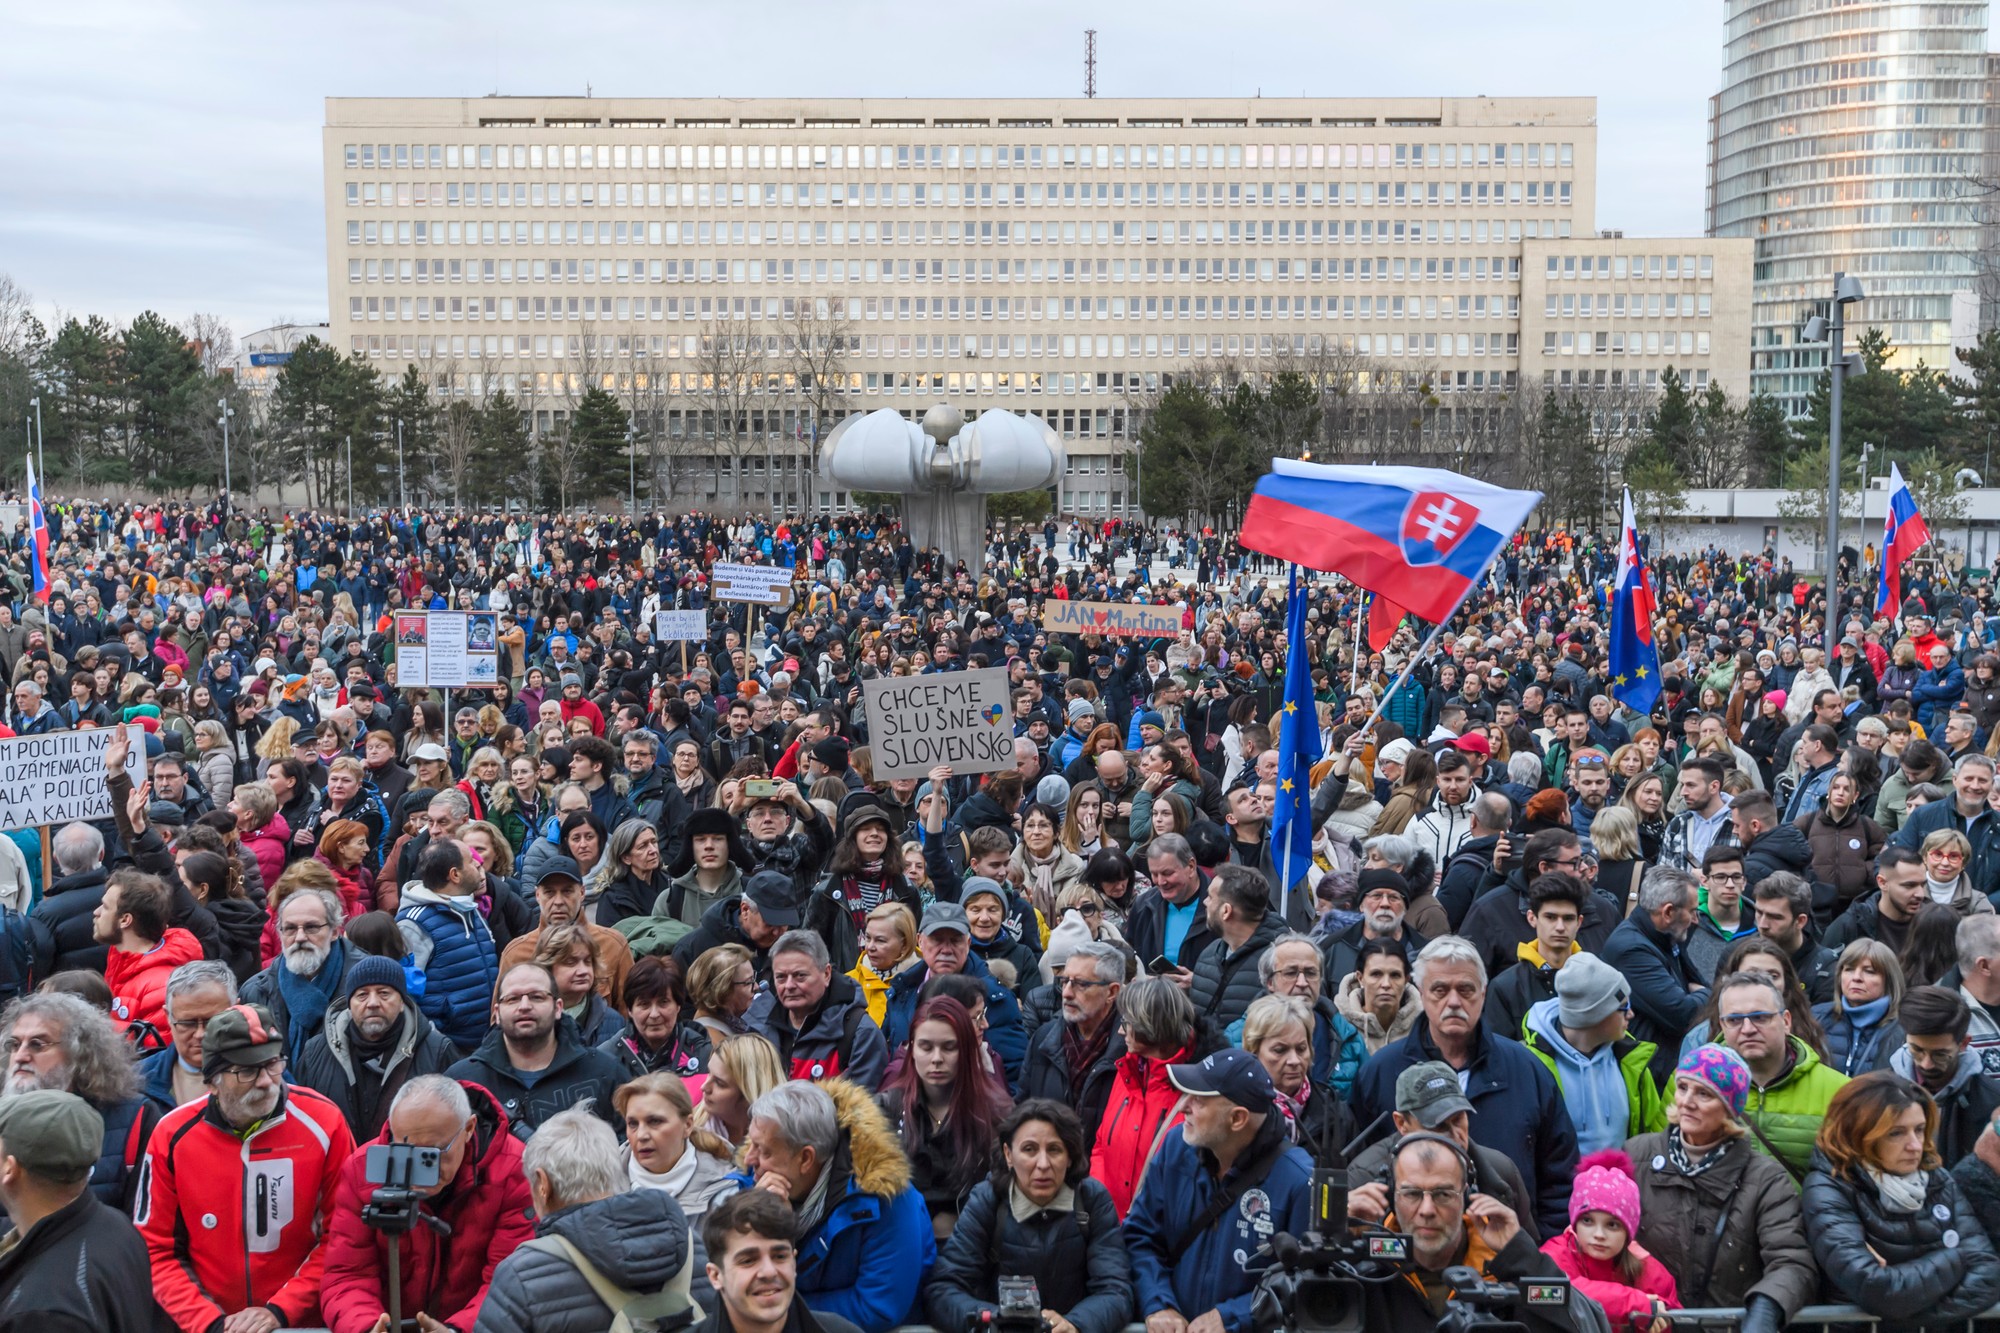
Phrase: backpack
[
  {"left": 0, "top": 909, "right": 36, "bottom": 1005},
  {"left": 522, "top": 1232, "right": 696, "bottom": 1333}
]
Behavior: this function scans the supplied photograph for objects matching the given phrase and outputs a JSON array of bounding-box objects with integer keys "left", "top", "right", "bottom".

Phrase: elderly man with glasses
[
  {"left": 1019, "top": 941, "right": 1127, "bottom": 1143},
  {"left": 140, "top": 1003, "right": 357, "bottom": 1333},
  {"left": 1601, "top": 866, "right": 1711, "bottom": 1089}
]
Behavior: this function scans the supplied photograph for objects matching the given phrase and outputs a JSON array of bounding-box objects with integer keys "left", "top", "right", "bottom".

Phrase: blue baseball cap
[{"left": 1166, "top": 1047, "right": 1276, "bottom": 1116}]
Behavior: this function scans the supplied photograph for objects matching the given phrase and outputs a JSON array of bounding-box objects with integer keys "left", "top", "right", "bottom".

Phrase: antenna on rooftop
[{"left": 1084, "top": 29, "right": 1098, "bottom": 98}]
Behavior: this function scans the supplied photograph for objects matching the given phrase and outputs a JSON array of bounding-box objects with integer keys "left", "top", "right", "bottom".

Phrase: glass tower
[{"left": 1708, "top": 0, "right": 1989, "bottom": 415}]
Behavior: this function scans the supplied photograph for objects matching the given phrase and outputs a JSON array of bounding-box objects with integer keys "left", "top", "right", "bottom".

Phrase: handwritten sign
[
  {"left": 0, "top": 724, "right": 145, "bottom": 832},
  {"left": 654, "top": 611, "right": 709, "bottom": 641},
  {"left": 862, "top": 666, "right": 1016, "bottom": 783},
  {"left": 710, "top": 562, "right": 793, "bottom": 605},
  {"left": 1042, "top": 599, "right": 1185, "bottom": 639}
]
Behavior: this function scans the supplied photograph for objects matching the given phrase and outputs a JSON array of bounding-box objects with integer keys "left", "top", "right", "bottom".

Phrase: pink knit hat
[{"left": 1569, "top": 1149, "right": 1641, "bottom": 1236}]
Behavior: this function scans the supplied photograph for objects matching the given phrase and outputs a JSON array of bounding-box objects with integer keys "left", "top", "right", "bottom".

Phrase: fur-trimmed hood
[{"left": 733, "top": 1076, "right": 913, "bottom": 1202}]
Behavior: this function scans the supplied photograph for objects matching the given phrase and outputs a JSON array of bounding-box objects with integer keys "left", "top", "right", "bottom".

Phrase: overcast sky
[{"left": 1, "top": 0, "right": 1738, "bottom": 345}]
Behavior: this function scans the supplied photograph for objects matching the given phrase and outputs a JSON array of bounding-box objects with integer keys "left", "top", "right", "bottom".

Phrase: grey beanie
[{"left": 1555, "top": 953, "right": 1631, "bottom": 1030}]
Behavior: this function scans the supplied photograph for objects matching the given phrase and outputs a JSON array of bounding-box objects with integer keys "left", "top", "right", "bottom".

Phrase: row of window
[
  {"left": 1541, "top": 330, "right": 1713, "bottom": 357},
  {"left": 347, "top": 292, "right": 1534, "bottom": 325},
  {"left": 345, "top": 215, "right": 1563, "bottom": 250},
  {"left": 1545, "top": 293, "right": 1715, "bottom": 318},
  {"left": 346, "top": 330, "right": 1526, "bottom": 371},
  {"left": 342, "top": 139, "right": 1580, "bottom": 173},
  {"left": 343, "top": 177, "right": 1574, "bottom": 210},
  {"left": 1546, "top": 254, "right": 1716, "bottom": 280},
  {"left": 1546, "top": 367, "right": 1711, "bottom": 391},
  {"left": 347, "top": 254, "right": 1529, "bottom": 287}
]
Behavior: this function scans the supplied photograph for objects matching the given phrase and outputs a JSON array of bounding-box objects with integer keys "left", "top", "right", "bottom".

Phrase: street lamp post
[
  {"left": 626, "top": 422, "right": 636, "bottom": 514},
  {"left": 396, "top": 417, "right": 406, "bottom": 511},
  {"left": 28, "top": 396, "right": 42, "bottom": 485},
  {"left": 1801, "top": 271, "right": 1865, "bottom": 608},
  {"left": 216, "top": 398, "right": 234, "bottom": 514}
]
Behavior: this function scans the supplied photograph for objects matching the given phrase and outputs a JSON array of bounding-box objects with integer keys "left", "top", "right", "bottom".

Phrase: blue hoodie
[{"left": 1523, "top": 996, "right": 1629, "bottom": 1156}]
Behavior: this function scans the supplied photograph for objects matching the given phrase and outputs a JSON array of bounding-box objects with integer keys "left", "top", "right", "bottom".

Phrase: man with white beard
[
  {"left": 240, "top": 886, "right": 359, "bottom": 1067},
  {"left": 0, "top": 991, "right": 161, "bottom": 1211},
  {"left": 1319, "top": 869, "right": 1429, "bottom": 994}
]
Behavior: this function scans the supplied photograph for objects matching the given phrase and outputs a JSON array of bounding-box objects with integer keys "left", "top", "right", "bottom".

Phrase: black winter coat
[
  {"left": 474, "top": 1190, "right": 692, "bottom": 1333},
  {"left": 0, "top": 1190, "right": 161, "bottom": 1333},
  {"left": 295, "top": 1006, "right": 460, "bottom": 1140},
  {"left": 1019, "top": 1020, "right": 1125, "bottom": 1145},
  {"left": 1187, "top": 912, "right": 1288, "bottom": 1029},
  {"left": 1804, "top": 1150, "right": 2000, "bottom": 1326},
  {"left": 924, "top": 1175, "right": 1134, "bottom": 1333},
  {"left": 207, "top": 897, "right": 266, "bottom": 982},
  {"left": 446, "top": 1014, "right": 627, "bottom": 1141},
  {"left": 1122, "top": 875, "right": 1214, "bottom": 972},
  {"left": 32, "top": 867, "right": 111, "bottom": 974}
]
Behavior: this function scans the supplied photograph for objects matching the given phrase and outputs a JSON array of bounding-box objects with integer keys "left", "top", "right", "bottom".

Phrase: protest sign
[
  {"left": 710, "top": 562, "right": 793, "bottom": 605},
  {"left": 393, "top": 613, "right": 430, "bottom": 686},
  {"left": 1041, "top": 599, "right": 1185, "bottom": 639},
  {"left": 395, "top": 612, "right": 497, "bottom": 687},
  {"left": 863, "top": 666, "right": 1016, "bottom": 783},
  {"left": 0, "top": 724, "right": 145, "bottom": 832},
  {"left": 654, "top": 610, "right": 709, "bottom": 641}
]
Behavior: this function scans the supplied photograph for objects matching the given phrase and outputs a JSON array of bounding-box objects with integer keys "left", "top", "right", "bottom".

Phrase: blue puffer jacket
[
  {"left": 1914, "top": 659, "right": 1967, "bottom": 726},
  {"left": 396, "top": 885, "right": 500, "bottom": 1049},
  {"left": 883, "top": 951, "right": 1026, "bottom": 1086},
  {"left": 89, "top": 1094, "right": 158, "bottom": 1212},
  {"left": 1380, "top": 673, "right": 1427, "bottom": 737},
  {"left": 1124, "top": 1115, "right": 1314, "bottom": 1333}
]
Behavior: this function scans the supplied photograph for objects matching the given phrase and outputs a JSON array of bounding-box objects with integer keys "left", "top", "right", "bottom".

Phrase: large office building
[
  {"left": 1708, "top": 0, "right": 1990, "bottom": 417},
  {"left": 324, "top": 96, "right": 1750, "bottom": 514}
]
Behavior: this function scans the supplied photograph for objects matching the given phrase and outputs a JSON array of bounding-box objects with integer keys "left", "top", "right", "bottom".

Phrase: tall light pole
[
  {"left": 396, "top": 417, "right": 407, "bottom": 511},
  {"left": 626, "top": 422, "right": 636, "bottom": 515},
  {"left": 28, "top": 396, "right": 42, "bottom": 485},
  {"left": 216, "top": 397, "right": 234, "bottom": 514},
  {"left": 1801, "top": 271, "right": 1865, "bottom": 608}
]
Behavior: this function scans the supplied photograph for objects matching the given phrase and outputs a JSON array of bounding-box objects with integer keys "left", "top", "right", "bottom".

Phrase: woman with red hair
[{"left": 878, "top": 995, "right": 1012, "bottom": 1241}]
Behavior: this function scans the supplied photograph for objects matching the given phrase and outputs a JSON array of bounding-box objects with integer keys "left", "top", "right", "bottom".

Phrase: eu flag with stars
[
  {"left": 1609, "top": 488, "right": 1661, "bottom": 715},
  {"left": 1273, "top": 566, "right": 1321, "bottom": 916}
]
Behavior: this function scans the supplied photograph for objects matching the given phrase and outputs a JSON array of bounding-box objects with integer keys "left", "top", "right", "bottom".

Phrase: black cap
[
  {"left": 743, "top": 869, "right": 804, "bottom": 928},
  {"left": 534, "top": 855, "right": 585, "bottom": 890}
]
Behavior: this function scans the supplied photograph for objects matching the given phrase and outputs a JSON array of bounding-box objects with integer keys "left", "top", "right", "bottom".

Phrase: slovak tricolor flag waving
[
  {"left": 1876, "top": 461, "right": 1931, "bottom": 620},
  {"left": 25, "top": 455, "right": 48, "bottom": 604},
  {"left": 1609, "top": 488, "right": 1661, "bottom": 714},
  {"left": 1239, "top": 460, "right": 1541, "bottom": 624}
]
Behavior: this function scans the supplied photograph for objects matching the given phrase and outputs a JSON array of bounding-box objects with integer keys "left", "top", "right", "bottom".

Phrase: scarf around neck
[
  {"left": 1665, "top": 1125, "right": 1731, "bottom": 1179},
  {"left": 1866, "top": 1165, "right": 1932, "bottom": 1213},
  {"left": 275, "top": 939, "right": 347, "bottom": 1064}
]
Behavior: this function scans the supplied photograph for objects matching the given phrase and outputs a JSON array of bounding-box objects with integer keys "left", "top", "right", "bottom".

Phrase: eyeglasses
[
  {"left": 1394, "top": 1186, "right": 1461, "bottom": 1209},
  {"left": 1706, "top": 872, "right": 1747, "bottom": 885},
  {"left": 1, "top": 1035, "right": 55, "bottom": 1057},
  {"left": 1077, "top": 904, "right": 1102, "bottom": 917},
  {"left": 222, "top": 1057, "right": 285, "bottom": 1084},
  {"left": 1548, "top": 856, "right": 1584, "bottom": 871},
  {"left": 1719, "top": 1011, "right": 1782, "bottom": 1030},
  {"left": 1272, "top": 966, "right": 1322, "bottom": 983},
  {"left": 1573, "top": 755, "right": 1608, "bottom": 768},
  {"left": 1057, "top": 977, "right": 1112, "bottom": 990},
  {"left": 498, "top": 990, "right": 554, "bottom": 1007},
  {"left": 279, "top": 920, "right": 332, "bottom": 938}
]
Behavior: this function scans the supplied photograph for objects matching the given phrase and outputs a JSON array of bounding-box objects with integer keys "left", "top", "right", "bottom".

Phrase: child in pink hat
[{"left": 1541, "top": 1149, "right": 1680, "bottom": 1328}]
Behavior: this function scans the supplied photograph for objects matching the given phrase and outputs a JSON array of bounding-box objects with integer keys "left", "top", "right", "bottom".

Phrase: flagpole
[
  {"left": 1280, "top": 563, "right": 1300, "bottom": 910},
  {"left": 1348, "top": 587, "right": 1365, "bottom": 693},
  {"left": 1347, "top": 540, "right": 1513, "bottom": 744}
]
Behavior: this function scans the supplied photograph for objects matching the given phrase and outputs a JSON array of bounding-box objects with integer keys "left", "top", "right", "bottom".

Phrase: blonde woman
[
  {"left": 614, "top": 1070, "right": 735, "bottom": 1214},
  {"left": 847, "top": 901, "right": 918, "bottom": 1026},
  {"left": 193, "top": 718, "right": 236, "bottom": 807},
  {"left": 1811, "top": 938, "right": 1906, "bottom": 1077},
  {"left": 254, "top": 715, "right": 299, "bottom": 773},
  {"left": 690, "top": 1032, "right": 785, "bottom": 1147},
  {"left": 687, "top": 942, "right": 758, "bottom": 1043}
]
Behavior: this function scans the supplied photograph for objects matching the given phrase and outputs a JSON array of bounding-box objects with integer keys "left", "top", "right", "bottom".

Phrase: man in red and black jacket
[{"left": 138, "top": 1003, "right": 357, "bottom": 1333}]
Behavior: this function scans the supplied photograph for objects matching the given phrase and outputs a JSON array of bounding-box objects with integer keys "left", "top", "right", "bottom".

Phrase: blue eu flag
[{"left": 1273, "top": 566, "right": 1322, "bottom": 915}]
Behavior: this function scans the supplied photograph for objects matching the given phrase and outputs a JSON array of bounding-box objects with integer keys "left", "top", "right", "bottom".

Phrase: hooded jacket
[
  {"left": 1520, "top": 998, "right": 1665, "bottom": 1155},
  {"left": 669, "top": 896, "right": 770, "bottom": 978},
  {"left": 1741, "top": 1036, "right": 1849, "bottom": 1178},
  {"left": 241, "top": 814, "right": 293, "bottom": 902},
  {"left": 1797, "top": 803, "right": 1887, "bottom": 908},
  {"left": 473, "top": 1188, "right": 694, "bottom": 1333},
  {"left": 1088, "top": 1022, "right": 1227, "bottom": 1219},
  {"left": 746, "top": 972, "right": 890, "bottom": 1090},
  {"left": 294, "top": 1003, "right": 462, "bottom": 1141},
  {"left": 786, "top": 1077, "right": 938, "bottom": 1333},
  {"left": 105, "top": 927, "right": 205, "bottom": 1040},
  {"left": 1890, "top": 1043, "right": 2000, "bottom": 1166},
  {"left": 321, "top": 1082, "right": 535, "bottom": 1333},
  {"left": 1333, "top": 975, "right": 1422, "bottom": 1053},
  {"left": 1737, "top": 820, "right": 1812, "bottom": 894},
  {"left": 397, "top": 882, "right": 501, "bottom": 1049},
  {"left": 138, "top": 1085, "right": 359, "bottom": 1333},
  {"left": 446, "top": 1013, "right": 627, "bottom": 1141}
]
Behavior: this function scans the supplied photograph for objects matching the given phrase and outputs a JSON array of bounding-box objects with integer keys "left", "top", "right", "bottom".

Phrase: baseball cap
[
  {"left": 534, "top": 855, "right": 585, "bottom": 890},
  {"left": 919, "top": 901, "right": 970, "bottom": 937},
  {"left": 1394, "top": 1060, "right": 1475, "bottom": 1128},
  {"left": 743, "top": 870, "right": 804, "bottom": 928},
  {"left": 1165, "top": 1048, "right": 1277, "bottom": 1116},
  {"left": 0, "top": 1089, "right": 103, "bottom": 1179},
  {"left": 409, "top": 741, "right": 448, "bottom": 763},
  {"left": 203, "top": 1004, "right": 285, "bottom": 1075},
  {"left": 1452, "top": 732, "right": 1492, "bottom": 758}
]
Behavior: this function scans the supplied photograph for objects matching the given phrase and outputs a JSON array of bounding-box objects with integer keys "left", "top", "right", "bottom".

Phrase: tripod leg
[{"left": 387, "top": 1236, "right": 401, "bottom": 1333}]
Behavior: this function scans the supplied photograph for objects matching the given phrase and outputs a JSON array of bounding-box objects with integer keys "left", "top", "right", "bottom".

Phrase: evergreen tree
[
  {"left": 568, "top": 386, "right": 631, "bottom": 504},
  {"left": 1138, "top": 380, "right": 1258, "bottom": 522},
  {"left": 1646, "top": 366, "right": 1695, "bottom": 475}
]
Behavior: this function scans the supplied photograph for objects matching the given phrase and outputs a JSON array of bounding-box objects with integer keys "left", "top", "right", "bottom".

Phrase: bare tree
[
  {"left": 695, "top": 319, "right": 770, "bottom": 513},
  {"left": 184, "top": 313, "right": 236, "bottom": 379}
]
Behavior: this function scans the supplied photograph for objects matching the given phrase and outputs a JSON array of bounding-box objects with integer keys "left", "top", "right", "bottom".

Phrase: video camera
[
  {"left": 1249, "top": 1115, "right": 1573, "bottom": 1333},
  {"left": 973, "top": 1275, "right": 1045, "bottom": 1333}
]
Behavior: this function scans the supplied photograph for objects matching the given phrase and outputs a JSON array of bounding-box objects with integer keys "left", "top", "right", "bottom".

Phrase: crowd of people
[{"left": 3, "top": 495, "right": 2000, "bottom": 1333}]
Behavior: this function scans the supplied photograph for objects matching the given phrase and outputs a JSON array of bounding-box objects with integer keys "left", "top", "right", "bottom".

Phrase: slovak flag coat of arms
[{"left": 1240, "top": 460, "right": 1541, "bottom": 624}]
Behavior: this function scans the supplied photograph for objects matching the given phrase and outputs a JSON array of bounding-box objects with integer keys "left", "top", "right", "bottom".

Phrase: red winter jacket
[
  {"left": 107, "top": 927, "right": 204, "bottom": 1040},
  {"left": 319, "top": 1082, "right": 535, "bottom": 1333},
  {"left": 1540, "top": 1228, "right": 1680, "bottom": 1329},
  {"left": 140, "top": 1084, "right": 358, "bottom": 1333},
  {"left": 559, "top": 695, "right": 605, "bottom": 736},
  {"left": 244, "top": 815, "right": 293, "bottom": 939},
  {"left": 1090, "top": 1042, "right": 1193, "bottom": 1219}
]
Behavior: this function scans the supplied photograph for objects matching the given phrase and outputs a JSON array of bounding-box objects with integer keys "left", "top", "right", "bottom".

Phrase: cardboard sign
[
  {"left": 710, "top": 562, "right": 794, "bottom": 605},
  {"left": 863, "top": 666, "right": 1017, "bottom": 783},
  {"left": 654, "top": 610, "right": 709, "bottom": 641},
  {"left": 1042, "top": 599, "right": 1185, "bottom": 639},
  {"left": 0, "top": 724, "right": 146, "bottom": 832}
]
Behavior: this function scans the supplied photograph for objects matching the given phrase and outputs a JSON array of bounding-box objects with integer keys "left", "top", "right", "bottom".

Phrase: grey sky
[{"left": 1, "top": 0, "right": 1727, "bottom": 343}]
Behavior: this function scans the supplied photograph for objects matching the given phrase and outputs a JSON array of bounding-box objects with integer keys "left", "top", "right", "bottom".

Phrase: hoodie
[{"left": 1522, "top": 997, "right": 1633, "bottom": 1156}]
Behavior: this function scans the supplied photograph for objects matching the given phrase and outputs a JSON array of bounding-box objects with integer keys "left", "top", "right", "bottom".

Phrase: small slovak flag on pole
[
  {"left": 1876, "top": 462, "right": 1932, "bottom": 620},
  {"left": 1609, "top": 488, "right": 1660, "bottom": 714},
  {"left": 25, "top": 456, "right": 48, "bottom": 604}
]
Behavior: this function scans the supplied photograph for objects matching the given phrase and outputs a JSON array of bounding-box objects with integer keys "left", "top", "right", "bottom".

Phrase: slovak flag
[
  {"left": 1876, "top": 461, "right": 1931, "bottom": 620},
  {"left": 1240, "top": 460, "right": 1541, "bottom": 624},
  {"left": 25, "top": 456, "right": 48, "bottom": 604},
  {"left": 1609, "top": 488, "right": 1660, "bottom": 714}
]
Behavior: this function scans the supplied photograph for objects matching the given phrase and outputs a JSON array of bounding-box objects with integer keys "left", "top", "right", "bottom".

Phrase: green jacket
[
  {"left": 1742, "top": 1036, "right": 1849, "bottom": 1179},
  {"left": 1521, "top": 1027, "right": 1667, "bottom": 1143}
]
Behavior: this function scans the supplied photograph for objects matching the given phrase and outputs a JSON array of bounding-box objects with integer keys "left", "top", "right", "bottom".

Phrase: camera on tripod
[
  {"left": 362, "top": 1143, "right": 451, "bottom": 1333},
  {"left": 1434, "top": 1266, "right": 1572, "bottom": 1333}
]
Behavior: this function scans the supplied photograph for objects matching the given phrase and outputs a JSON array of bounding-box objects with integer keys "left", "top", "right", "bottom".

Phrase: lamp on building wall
[
  {"left": 819, "top": 404, "right": 1064, "bottom": 566},
  {"left": 1799, "top": 270, "right": 1864, "bottom": 599}
]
